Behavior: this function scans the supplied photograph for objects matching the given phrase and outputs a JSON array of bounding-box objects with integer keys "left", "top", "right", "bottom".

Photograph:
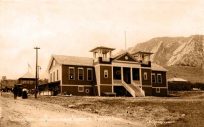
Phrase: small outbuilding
[{"left": 168, "top": 77, "right": 191, "bottom": 91}]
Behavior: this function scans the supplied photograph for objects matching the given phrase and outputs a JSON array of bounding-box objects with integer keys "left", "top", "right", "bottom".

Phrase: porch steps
[
  {"left": 129, "top": 84, "right": 145, "bottom": 97},
  {"left": 121, "top": 81, "right": 145, "bottom": 97}
]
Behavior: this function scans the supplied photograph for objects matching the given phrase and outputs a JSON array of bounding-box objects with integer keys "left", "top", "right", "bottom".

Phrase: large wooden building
[{"left": 47, "top": 46, "right": 168, "bottom": 97}]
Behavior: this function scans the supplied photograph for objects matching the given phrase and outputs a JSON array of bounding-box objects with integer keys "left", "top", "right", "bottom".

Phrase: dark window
[
  {"left": 144, "top": 72, "right": 147, "bottom": 80},
  {"left": 157, "top": 74, "right": 162, "bottom": 83},
  {"left": 78, "top": 68, "right": 84, "bottom": 80},
  {"left": 113, "top": 67, "right": 121, "bottom": 80},
  {"left": 152, "top": 73, "right": 156, "bottom": 83},
  {"left": 69, "top": 67, "right": 75, "bottom": 80},
  {"left": 132, "top": 68, "right": 140, "bottom": 80},
  {"left": 87, "top": 68, "right": 93, "bottom": 81}
]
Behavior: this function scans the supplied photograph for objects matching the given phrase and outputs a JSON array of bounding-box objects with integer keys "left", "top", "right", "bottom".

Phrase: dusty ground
[
  {"left": 32, "top": 91, "right": 204, "bottom": 127},
  {"left": 1, "top": 91, "right": 204, "bottom": 127},
  {"left": 0, "top": 94, "right": 143, "bottom": 127}
]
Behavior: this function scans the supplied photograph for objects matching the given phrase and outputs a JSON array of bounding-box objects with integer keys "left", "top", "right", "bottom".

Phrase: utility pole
[{"left": 34, "top": 47, "right": 40, "bottom": 99}]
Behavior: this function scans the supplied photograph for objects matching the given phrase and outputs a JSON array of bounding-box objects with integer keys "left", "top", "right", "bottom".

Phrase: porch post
[
  {"left": 140, "top": 68, "right": 142, "bottom": 85},
  {"left": 121, "top": 67, "right": 123, "bottom": 81},
  {"left": 112, "top": 66, "right": 114, "bottom": 93},
  {"left": 98, "top": 65, "right": 101, "bottom": 96},
  {"left": 130, "top": 67, "right": 133, "bottom": 84},
  {"left": 60, "top": 66, "right": 63, "bottom": 95}
]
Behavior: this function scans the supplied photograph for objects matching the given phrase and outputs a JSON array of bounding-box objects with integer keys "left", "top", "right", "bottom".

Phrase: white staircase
[{"left": 121, "top": 81, "right": 145, "bottom": 97}]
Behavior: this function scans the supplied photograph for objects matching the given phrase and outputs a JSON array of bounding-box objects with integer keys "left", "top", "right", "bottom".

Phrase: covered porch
[
  {"left": 38, "top": 81, "right": 60, "bottom": 96},
  {"left": 112, "top": 66, "right": 141, "bottom": 85},
  {"left": 112, "top": 64, "right": 144, "bottom": 97}
]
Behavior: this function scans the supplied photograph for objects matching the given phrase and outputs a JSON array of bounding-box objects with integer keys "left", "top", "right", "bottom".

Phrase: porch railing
[
  {"left": 121, "top": 80, "right": 136, "bottom": 97},
  {"left": 131, "top": 82, "right": 145, "bottom": 97}
]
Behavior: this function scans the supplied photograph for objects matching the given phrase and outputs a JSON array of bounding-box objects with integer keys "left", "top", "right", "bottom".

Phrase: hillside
[
  {"left": 130, "top": 35, "right": 204, "bottom": 83},
  {"left": 166, "top": 66, "right": 204, "bottom": 83}
]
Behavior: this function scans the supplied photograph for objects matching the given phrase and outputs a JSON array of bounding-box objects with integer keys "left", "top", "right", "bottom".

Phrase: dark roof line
[{"left": 90, "top": 46, "right": 115, "bottom": 52}]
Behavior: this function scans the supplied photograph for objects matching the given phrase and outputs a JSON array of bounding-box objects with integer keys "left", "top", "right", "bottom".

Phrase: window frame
[
  {"left": 151, "top": 73, "right": 156, "bottom": 83},
  {"left": 78, "top": 67, "right": 84, "bottom": 80},
  {"left": 87, "top": 68, "right": 93, "bottom": 81},
  {"left": 78, "top": 86, "right": 84, "bottom": 92},
  {"left": 68, "top": 67, "right": 75, "bottom": 80},
  {"left": 144, "top": 72, "right": 148, "bottom": 80},
  {"left": 104, "top": 69, "right": 108, "bottom": 78},
  {"left": 156, "top": 88, "right": 160, "bottom": 93},
  {"left": 85, "top": 89, "right": 90, "bottom": 93},
  {"left": 157, "top": 74, "right": 162, "bottom": 84}
]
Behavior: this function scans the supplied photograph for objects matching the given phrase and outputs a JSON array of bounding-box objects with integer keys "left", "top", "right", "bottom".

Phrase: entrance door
[{"left": 123, "top": 67, "right": 131, "bottom": 84}]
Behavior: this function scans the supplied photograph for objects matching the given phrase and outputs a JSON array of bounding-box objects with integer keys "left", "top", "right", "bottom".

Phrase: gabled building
[
  {"left": 18, "top": 71, "right": 36, "bottom": 91},
  {"left": 47, "top": 46, "right": 168, "bottom": 97}
]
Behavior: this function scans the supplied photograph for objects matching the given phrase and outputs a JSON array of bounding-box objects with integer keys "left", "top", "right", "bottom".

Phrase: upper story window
[
  {"left": 69, "top": 67, "right": 75, "bottom": 80},
  {"left": 152, "top": 73, "right": 156, "bottom": 83},
  {"left": 157, "top": 74, "right": 162, "bottom": 83},
  {"left": 144, "top": 72, "right": 148, "bottom": 80},
  {"left": 78, "top": 68, "right": 84, "bottom": 80},
  {"left": 104, "top": 70, "right": 108, "bottom": 78},
  {"left": 87, "top": 68, "right": 93, "bottom": 81}
]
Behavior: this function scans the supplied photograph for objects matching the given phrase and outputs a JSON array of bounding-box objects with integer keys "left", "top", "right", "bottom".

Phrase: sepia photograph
[{"left": 0, "top": 0, "right": 204, "bottom": 127}]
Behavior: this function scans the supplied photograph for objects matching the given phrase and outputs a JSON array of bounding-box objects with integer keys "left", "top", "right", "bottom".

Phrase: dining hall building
[{"left": 47, "top": 46, "right": 168, "bottom": 97}]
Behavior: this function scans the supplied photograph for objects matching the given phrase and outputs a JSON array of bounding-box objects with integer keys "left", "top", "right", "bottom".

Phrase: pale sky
[{"left": 0, "top": 0, "right": 204, "bottom": 79}]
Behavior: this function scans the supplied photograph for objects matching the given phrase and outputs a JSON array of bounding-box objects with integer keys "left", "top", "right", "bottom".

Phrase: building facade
[
  {"left": 18, "top": 71, "right": 36, "bottom": 92},
  {"left": 47, "top": 46, "right": 168, "bottom": 97}
]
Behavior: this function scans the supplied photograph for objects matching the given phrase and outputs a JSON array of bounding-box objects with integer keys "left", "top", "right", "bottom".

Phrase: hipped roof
[
  {"left": 151, "top": 63, "right": 167, "bottom": 72},
  {"left": 19, "top": 71, "right": 35, "bottom": 79},
  {"left": 53, "top": 55, "right": 94, "bottom": 66}
]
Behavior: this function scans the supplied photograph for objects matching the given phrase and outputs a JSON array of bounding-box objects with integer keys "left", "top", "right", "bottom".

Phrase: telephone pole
[{"left": 34, "top": 47, "right": 40, "bottom": 98}]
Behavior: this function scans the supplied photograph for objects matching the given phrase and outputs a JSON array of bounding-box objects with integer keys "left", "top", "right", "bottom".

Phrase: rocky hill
[
  {"left": 129, "top": 35, "right": 204, "bottom": 82},
  {"left": 130, "top": 35, "right": 204, "bottom": 68}
]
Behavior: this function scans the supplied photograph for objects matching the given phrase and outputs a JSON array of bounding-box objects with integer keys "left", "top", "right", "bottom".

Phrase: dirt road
[{"left": 0, "top": 95, "right": 143, "bottom": 127}]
